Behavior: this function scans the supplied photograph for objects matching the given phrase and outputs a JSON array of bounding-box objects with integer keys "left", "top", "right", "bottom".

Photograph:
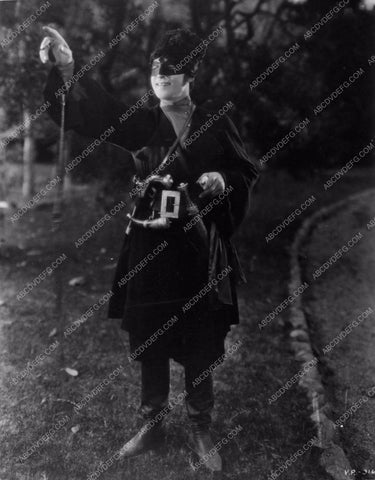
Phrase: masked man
[{"left": 42, "top": 26, "right": 258, "bottom": 473}]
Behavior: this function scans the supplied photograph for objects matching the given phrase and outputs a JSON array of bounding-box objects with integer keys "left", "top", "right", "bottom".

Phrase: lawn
[{"left": 1, "top": 164, "right": 373, "bottom": 480}]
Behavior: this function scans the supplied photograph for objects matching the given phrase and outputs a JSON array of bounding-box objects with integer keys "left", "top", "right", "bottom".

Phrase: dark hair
[{"left": 150, "top": 28, "right": 206, "bottom": 77}]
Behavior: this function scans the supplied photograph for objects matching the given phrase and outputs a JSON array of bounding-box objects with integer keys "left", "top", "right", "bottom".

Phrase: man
[{"left": 42, "top": 25, "right": 258, "bottom": 473}]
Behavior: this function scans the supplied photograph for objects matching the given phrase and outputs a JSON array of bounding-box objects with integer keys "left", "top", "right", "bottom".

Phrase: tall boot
[
  {"left": 119, "top": 358, "right": 170, "bottom": 458},
  {"left": 185, "top": 367, "right": 222, "bottom": 472},
  {"left": 188, "top": 423, "right": 222, "bottom": 473},
  {"left": 118, "top": 404, "right": 169, "bottom": 458}
]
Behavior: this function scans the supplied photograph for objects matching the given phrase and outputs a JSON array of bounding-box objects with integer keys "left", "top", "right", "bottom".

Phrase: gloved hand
[
  {"left": 39, "top": 26, "right": 73, "bottom": 68},
  {"left": 197, "top": 172, "right": 226, "bottom": 199}
]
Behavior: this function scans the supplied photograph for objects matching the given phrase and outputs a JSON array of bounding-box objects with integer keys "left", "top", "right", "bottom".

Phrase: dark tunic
[{"left": 44, "top": 66, "right": 259, "bottom": 363}]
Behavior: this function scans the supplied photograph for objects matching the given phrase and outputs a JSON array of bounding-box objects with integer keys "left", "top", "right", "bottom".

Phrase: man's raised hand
[{"left": 39, "top": 26, "right": 73, "bottom": 66}]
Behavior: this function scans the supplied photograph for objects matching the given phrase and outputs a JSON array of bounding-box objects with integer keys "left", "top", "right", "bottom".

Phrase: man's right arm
[
  {"left": 40, "top": 26, "right": 156, "bottom": 151},
  {"left": 43, "top": 64, "right": 156, "bottom": 152}
]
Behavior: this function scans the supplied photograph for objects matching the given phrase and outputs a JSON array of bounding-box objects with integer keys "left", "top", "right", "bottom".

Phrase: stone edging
[{"left": 288, "top": 188, "right": 375, "bottom": 480}]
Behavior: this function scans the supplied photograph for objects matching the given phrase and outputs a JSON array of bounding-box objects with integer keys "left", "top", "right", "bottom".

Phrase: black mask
[{"left": 151, "top": 56, "right": 181, "bottom": 77}]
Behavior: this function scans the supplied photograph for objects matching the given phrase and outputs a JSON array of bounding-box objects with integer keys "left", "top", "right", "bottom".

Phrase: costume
[
  {"left": 44, "top": 75, "right": 258, "bottom": 356},
  {"left": 43, "top": 27, "right": 259, "bottom": 470}
]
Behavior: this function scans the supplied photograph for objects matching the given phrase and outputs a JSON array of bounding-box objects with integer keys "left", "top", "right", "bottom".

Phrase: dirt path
[{"left": 302, "top": 191, "right": 375, "bottom": 477}]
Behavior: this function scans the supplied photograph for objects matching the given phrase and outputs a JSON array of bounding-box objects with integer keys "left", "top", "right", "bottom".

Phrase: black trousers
[
  {"left": 139, "top": 310, "right": 221, "bottom": 428},
  {"left": 140, "top": 355, "right": 214, "bottom": 427}
]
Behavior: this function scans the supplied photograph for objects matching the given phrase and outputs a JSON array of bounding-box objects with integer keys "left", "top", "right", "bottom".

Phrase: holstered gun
[{"left": 125, "top": 175, "right": 174, "bottom": 234}]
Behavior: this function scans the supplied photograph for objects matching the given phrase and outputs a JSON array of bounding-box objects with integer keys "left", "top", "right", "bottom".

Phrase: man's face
[{"left": 150, "top": 56, "right": 191, "bottom": 101}]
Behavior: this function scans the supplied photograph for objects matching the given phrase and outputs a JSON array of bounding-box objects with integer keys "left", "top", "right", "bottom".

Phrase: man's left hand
[{"left": 197, "top": 172, "right": 226, "bottom": 199}]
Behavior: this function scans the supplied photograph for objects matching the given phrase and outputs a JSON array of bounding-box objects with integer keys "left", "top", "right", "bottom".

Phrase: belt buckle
[{"left": 160, "top": 190, "right": 181, "bottom": 219}]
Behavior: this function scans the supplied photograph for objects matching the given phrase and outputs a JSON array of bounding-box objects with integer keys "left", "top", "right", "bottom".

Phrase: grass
[{"left": 1, "top": 164, "right": 374, "bottom": 480}]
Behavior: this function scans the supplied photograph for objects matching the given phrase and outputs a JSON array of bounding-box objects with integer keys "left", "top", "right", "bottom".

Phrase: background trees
[{"left": 0, "top": 0, "right": 373, "bottom": 198}]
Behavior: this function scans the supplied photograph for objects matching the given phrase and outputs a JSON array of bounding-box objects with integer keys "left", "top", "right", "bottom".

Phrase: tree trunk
[
  {"left": 22, "top": 108, "right": 36, "bottom": 199},
  {"left": 0, "top": 107, "right": 7, "bottom": 202}
]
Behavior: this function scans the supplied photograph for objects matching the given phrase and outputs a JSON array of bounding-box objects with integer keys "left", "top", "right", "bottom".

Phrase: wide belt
[{"left": 126, "top": 174, "right": 208, "bottom": 246}]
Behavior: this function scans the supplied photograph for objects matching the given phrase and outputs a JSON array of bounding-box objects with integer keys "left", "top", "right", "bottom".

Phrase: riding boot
[
  {"left": 188, "top": 423, "right": 222, "bottom": 472},
  {"left": 118, "top": 404, "right": 168, "bottom": 458},
  {"left": 118, "top": 357, "right": 170, "bottom": 458},
  {"left": 185, "top": 361, "right": 222, "bottom": 472}
]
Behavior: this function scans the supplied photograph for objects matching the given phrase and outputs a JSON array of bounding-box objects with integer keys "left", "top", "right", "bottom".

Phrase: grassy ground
[{"left": 1, "top": 165, "right": 374, "bottom": 480}]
